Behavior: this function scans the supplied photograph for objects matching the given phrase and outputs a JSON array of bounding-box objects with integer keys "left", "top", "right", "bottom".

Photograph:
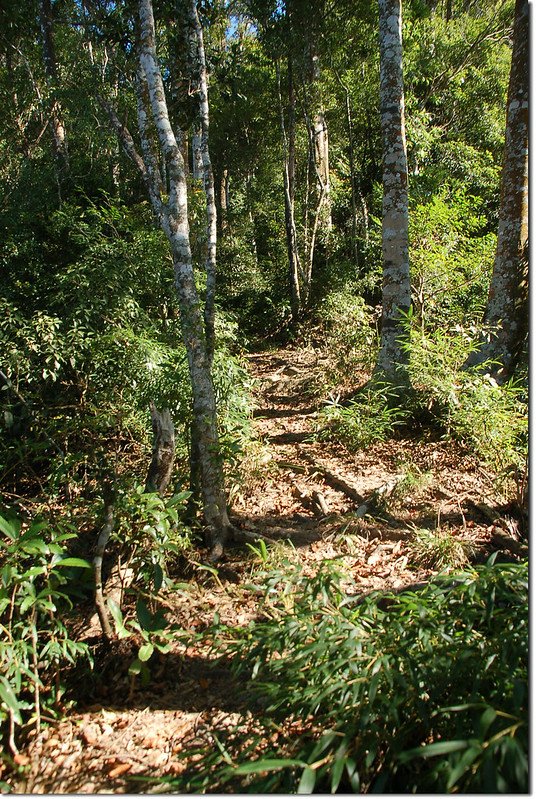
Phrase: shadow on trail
[{"left": 253, "top": 405, "right": 317, "bottom": 418}]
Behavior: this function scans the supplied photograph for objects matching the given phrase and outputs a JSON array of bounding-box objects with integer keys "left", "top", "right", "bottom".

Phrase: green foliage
[
  {"left": 108, "top": 595, "right": 186, "bottom": 687},
  {"left": 316, "top": 382, "right": 408, "bottom": 451},
  {"left": 188, "top": 557, "right": 527, "bottom": 793},
  {"left": 409, "top": 189, "right": 496, "bottom": 328},
  {"left": 314, "top": 290, "right": 378, "bottom": 375},
  {"left": 405, "top": 323, "right": 528, "bottom": 478},
  {"left": 0, "top": 513, "right": 92, "bottom": 748},
  {"left": 113, "top": 485, "right": 193, "bottom": 592},
  {"left": 0, "top": 197, "right": 256, "bottom": 500}
]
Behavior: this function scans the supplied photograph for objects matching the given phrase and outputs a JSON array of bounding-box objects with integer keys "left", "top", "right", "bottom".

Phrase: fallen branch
[
  {"left": 312, "top": 490, "right": 330, "bottom": 516},
  {"left": 300, "top": 453, "right": 365, "bottom": 504}
]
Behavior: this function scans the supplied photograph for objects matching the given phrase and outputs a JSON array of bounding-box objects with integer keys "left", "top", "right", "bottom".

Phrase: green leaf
[
  {"left": 234, "top": 758, "right": 305, "bottom": 775},
  {"left": 54, "top": 557, "right": 92, "bottom": 568},
  {"left": 479, "top": 706, "right": 497, "bottom": 738},
  {"left": 0, "top": 677, "right": 22, "bottom": 725},
  {"left": 298, "top": 766, "right": 316, "bottom": 794},
  {"left": 138, "top": 643, "right": 154, "bottom": 662},
  {"left": 153, "top": 563, "right": 163, "bottom": 592},
  {"left": 446, "top": 745, "right": 482, "bottom": 790},
  {"left": 400, "top": 740, "right": 471, "bottom": 762},
  {"left": 345, "top": 758, "right": 360, "bottom": 791},
  {"left": 0, "top": 516, "right": 18, "bottom": 539},
  {"left": 107, "top": 598, "right": 130, "bottom": 639},
  {"left": 128, "top": 658, "right": 143, "bottom": 676},
  {"left": 330, "top": 755, "right": 346, "bottom": 793},
  {"left": 136, "top": 598, "right": 153, "bottom": 631},
  {"left": 21, "top": 539, "right": 49, "bottom": 555}
]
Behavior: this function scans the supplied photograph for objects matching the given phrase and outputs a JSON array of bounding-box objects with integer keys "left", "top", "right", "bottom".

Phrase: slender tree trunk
[
  {"left": 192, "top": 122, "right": 203, "bottom": 180},
  {"left": 375, "top": 0, "right": 411, "bottom": 387},
  {"left": 39, "top": 0, "right": 70, "bottom": 200},
  {"left": 187, "top": 0, "right": 218, "bottom": 367},
  {"left": 277, "top": 58, "right": 301, "bottom": 323},
  {"left": 465, "top": 0, "right": 528, "bottom": 382},
  {"left": 313, "top": 111, "right": 331, "bottom": 231},
  {"left": 345, "top": 87, "right": 360, "bottom": 267},
  {"left": 219, "top": 168, "right": 229, "bottom": 233},
  {"left": 138, "top": 0, "right": 229, "bottom": 556}
]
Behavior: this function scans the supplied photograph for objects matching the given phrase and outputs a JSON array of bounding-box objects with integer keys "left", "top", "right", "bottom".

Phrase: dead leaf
[
  {"left": 141, "top": 735, "right": 161, "bottom": 748},
  {"left": 108, "top": 762, "right": 132, "bottom": 779},
  {"left": 13, "top": 754, "right": 30, "bottom": 766},
  {"left": 80, "top": 723, "right": 101, "bottom": 745}
]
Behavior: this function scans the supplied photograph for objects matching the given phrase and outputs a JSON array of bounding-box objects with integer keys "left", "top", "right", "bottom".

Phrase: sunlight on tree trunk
[
  {"left": 375, "top": 0, "right": 411, "bottom": 389},
  {"left": 465, "top": 0, "right": 528, "bottom": 382},
  {"left": 137, "top": 0, "right": 230, "bottom": 555}
]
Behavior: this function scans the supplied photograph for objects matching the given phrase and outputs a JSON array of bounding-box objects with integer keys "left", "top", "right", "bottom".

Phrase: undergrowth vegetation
[
  {"left": 0, "top": 513, "right": 92, "bottom": 750},
  {"left": 314, "top": 315, "right": 527, "bottom": 503},
  {"left": 183, "top": 557, "right": 528, "bottom": 794}
]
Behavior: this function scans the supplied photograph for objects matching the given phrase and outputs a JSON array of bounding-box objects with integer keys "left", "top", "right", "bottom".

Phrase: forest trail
[{"left": 9, "top": 347, "right": 515, "bottom": 794}]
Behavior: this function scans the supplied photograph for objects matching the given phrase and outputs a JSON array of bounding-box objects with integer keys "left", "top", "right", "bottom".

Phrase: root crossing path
[{"left": 11, "top": 348, "right": 502, "bottom": 794}]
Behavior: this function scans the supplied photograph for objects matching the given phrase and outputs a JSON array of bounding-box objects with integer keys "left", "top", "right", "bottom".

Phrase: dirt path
[{"left": 8, "top": 347, "right": 507, "bottom": 793}]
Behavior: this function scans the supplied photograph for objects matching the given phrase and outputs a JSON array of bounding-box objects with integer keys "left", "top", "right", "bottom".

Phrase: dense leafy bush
[
  {"left": 190, "top": 557, "right": 527, "bottom": 793},
  {"left": 0, "top": 198, "right": 256, "bottom": 500}
]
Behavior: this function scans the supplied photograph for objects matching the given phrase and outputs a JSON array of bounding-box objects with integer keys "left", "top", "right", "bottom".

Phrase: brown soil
[{"left": 5, "top": 347, "right": 523, "bottom": 794}]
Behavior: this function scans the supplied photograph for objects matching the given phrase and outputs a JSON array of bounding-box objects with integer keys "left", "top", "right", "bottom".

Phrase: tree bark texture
[
  {"left": 137, "top": 0, "right": 229, "bottom": 553},
  {"left": 375, "top": 0, "right": 411, "bottom": 386},
  {"left": 145, "top": 402, "right": 175, "bottom": 494},
  {"left": 465, "top": 0, "right": 528, "bottom": 381},
  {"left": 192, "top": 122, "right": 203, "bottom": 180}
]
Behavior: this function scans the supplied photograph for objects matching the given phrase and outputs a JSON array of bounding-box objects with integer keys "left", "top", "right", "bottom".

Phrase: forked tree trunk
[
  {"left": 375, "top": 0, "right": 411, "bottom": 388},
  {"left": 137, "top": 0, "right": 229, "bottom": 556},
  {"left": 464, "top": 0, "right": 528, "bottom": 382}
]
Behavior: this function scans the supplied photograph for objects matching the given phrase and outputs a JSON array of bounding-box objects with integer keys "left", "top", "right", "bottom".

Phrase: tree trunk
[
  {"left": 313, "top": 110, "right": 331, "bottom": 231},
  {"left": 464, "top": 0, "right": 528, "bottom": 382},
  {"left": 277, "top": 58, "right": 301, "bottom": 323},
  {"left": 192, "top": 122, "right": 203, "bottom": 180},
  {"left": 375, "top": 0, "right": 411, "bottom": 388},
  {"left": 219, "top": 168, "right": 229, "bottom": 234},
  {"left": 145, "top": 403, "right": 175, "bottom": 495},
  {"left": 39, "top": 0, "right": 70, "bottom": 201},
  {"left": 138, "top": 0, "right": 230, "bottom": 555},
  {"left": 187, "top": 0, "right": 218, "bottom": 368}
]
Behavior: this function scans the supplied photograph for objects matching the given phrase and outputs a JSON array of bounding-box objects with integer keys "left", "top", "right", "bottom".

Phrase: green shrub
[
  {"left": 405, "top": 323, "right": 528, "bottom": 479},
  {"left": 0, "top": 513, "right": 92, "bottom": 751},
  {"left": 316, "top": 382, "right": 408, "bottom": 450},
  {"left": 188, "top": 557, "right": 527, "bottom": 793},
  {"left": 314, "top": 290, "right": 378, "bottom": 376}
]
